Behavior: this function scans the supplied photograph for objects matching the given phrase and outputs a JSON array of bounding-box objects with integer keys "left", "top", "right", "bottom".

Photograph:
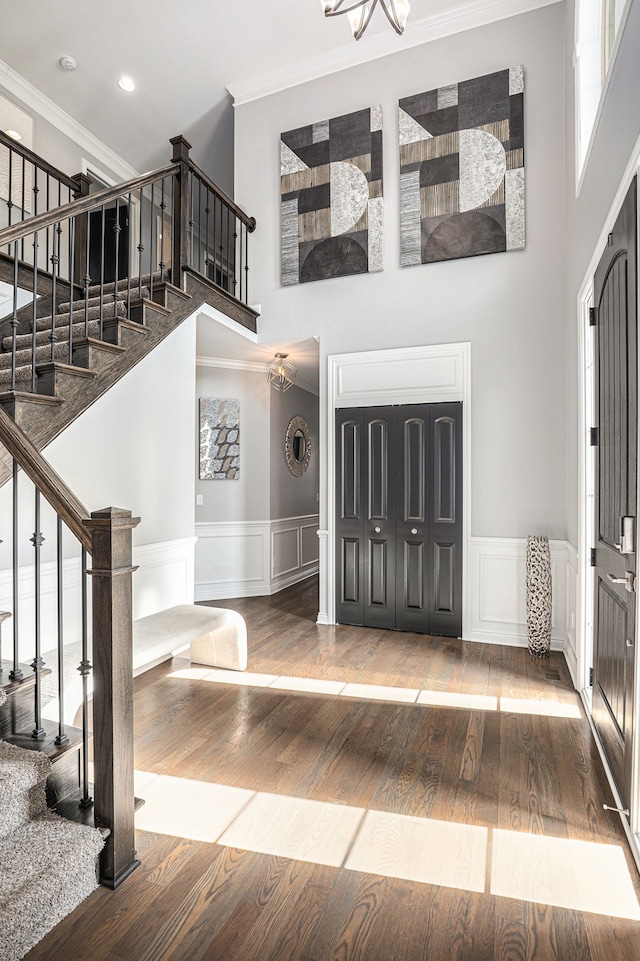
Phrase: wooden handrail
[
  {"left": 0, "top": 162, "right": 180, "bottom": 249},
  {"left": 0, "top": 130, "right": 79, "bottom": 191},
  {"left": 186, "top": 157, "right": 256, "bottom": 232},
  {"left": 0, "top": 406, "right": 91, "bottom": 550}
]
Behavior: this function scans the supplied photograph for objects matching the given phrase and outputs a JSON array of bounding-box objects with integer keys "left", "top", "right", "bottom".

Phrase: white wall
[
  {"left": 234, "top": 4, "right": 568, "bottom": 543},
  {"left": 195, "top": 363, "right": 270, "bottom": 524}
]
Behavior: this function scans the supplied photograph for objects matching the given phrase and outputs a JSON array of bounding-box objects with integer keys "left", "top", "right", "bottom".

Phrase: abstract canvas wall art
[
  {"left": 399, "top": 66, "right": 525, "bottom": 265},
  {"left": 280, "top": 106, "right": 383, "bottom": 285},
  {"left": 199, "top": 398, "right": 240, "bottom": 480}
]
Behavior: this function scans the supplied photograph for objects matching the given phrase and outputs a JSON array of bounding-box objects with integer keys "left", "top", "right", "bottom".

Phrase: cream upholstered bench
[{"left": 132, "top": 604, "right": 247, "bottom": 676}]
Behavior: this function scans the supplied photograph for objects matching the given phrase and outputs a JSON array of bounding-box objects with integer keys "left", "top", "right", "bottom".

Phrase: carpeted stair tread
[
  {"left": 5, "top": 318, "right": 102, "bottom": 353},
  {"left": 34, "top": 298, "right": 129, "bottom": 333},
  {"left": 0, "top": 813, "right": 104, "bottom": 961},
  {"left": 0, "top": 366, "right": 35, "bottom": 392},
  {"left": 0, "top": 740, "right": 50, "bottom": 839},
  {"left": 0, "top": 340, "right": 85, "bottom": 372},
  {"left": 57, "top": 285, "right": 150, "bottom": 315}
]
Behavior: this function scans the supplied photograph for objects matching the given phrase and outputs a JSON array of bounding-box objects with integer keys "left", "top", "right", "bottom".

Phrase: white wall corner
[{"left": 564, "top": 543, "right": 580, "bottom": 688}]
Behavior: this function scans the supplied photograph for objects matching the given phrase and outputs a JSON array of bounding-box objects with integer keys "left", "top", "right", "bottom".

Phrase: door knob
[
  {"left": 374, "top": 526, "right": 381, "bottom": 534},
  {"left": 607, "top": 571, "right": 636, "bottom": 593},
  {"left": 411, "top": 528, "right": 418, "bottom": 535}
]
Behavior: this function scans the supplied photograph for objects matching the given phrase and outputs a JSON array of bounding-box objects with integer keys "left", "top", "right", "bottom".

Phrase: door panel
[
  {"left": 396, "top": 406, "right": 430, "bottom": 632},
  {"left": 429, "top": 406, "right": 463, "bottom": 636},
  {"left": 592, "top": 176, "right": 637, "bottom": 811},
  {"left": 336, "top": 412, "right": 364, "bottom": 624},
  {"left": 364, "top": 411, "right": 396, "bottom": 629}
]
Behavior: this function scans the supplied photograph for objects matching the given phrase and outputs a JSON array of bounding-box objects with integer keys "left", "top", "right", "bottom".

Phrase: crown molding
[
  {"left": 0, "top": 58, "right": 139, "bottom": 182},
  {"left": 196, "top": 355, "right": 268, "bottom": 373},
  {"left": 227, "top": 0, "right": 561, "bottom": 105}
]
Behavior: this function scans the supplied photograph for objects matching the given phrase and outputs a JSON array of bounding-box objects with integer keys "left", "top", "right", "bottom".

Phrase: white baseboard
[{"left": 195, "top": 516, "right": 319, "bottom": 601}]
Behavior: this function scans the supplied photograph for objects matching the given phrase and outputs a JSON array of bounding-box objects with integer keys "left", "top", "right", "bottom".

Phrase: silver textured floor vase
[{"left": 526, "top": 535, "right": 552, "bottom": 657}]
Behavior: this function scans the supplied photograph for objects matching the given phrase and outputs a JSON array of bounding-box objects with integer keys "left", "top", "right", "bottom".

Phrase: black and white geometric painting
[
  {"left": 280, "top": 106, "right": 383, "bottom": 285},
  {"left": 399, "top": 66, "right": 525, "bottom": 265}
]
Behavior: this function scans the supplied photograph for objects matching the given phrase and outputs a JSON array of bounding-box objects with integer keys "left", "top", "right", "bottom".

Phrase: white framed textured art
[{"left": 199, "top": 398, "right": 240, "bottom": 480}]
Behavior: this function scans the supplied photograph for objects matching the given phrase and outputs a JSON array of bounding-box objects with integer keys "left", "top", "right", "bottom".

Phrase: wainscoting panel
[
  {"left": 0, "top": 536, "right": 197, "bottom": 660},
  {"left": 196, "top": 516, "right": 319, "bottom": 600},
  {"left": 469, "top": 537, "right": 568, "bottom": 651}
]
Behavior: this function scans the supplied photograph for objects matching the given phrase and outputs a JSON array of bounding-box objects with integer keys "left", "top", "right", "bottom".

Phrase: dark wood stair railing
[{"left": 0, "top": 404, "right": 139, "bottom": 888}]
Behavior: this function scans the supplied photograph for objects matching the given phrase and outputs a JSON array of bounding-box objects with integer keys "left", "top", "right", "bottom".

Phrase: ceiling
[{"left": 0, "top": 0, "right": 551, "bottom": 393}]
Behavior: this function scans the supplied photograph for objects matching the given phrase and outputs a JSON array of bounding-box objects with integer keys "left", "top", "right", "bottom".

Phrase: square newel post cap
[
  {"left": 83, "top": 507, "right": 141, "bottom": 533},
  {"left": 71, "top": 172, "right": 92, "bottom": 198},
  {"left": 170, "top": 135, "right": 192, "bottom": 164}
]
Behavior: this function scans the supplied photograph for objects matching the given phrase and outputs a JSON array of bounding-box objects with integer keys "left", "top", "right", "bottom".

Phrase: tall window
[{"left": 575, "top": 0, "right": 627, "bottom": 180}]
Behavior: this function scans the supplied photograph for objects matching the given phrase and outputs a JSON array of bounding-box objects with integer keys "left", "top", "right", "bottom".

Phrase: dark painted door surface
[
  {"left": 336, "top": 403, "right": 462, "bottom": 637},
  {"left": 89, "top": 203, "right": 129, "bottom": 286},
  {"left": 593, "top": 177, "right": 637, "bottom": 811}
]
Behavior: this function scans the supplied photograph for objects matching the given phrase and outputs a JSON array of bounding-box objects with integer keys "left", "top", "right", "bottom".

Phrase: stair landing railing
[
  {"left": 0, "top": 405, "right": 139, "bottom": 888},
  {"left": 0, "top": 134, "right": 256, "bottom": 399}
]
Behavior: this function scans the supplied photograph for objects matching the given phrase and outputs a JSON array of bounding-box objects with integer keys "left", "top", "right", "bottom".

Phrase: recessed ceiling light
[
  {"left": 5, "top": 130, "right": 22, "bottom": 142},
  {"left": 59, "top": 55, "right": 77, "bottom": 71},
  {"left": 118, "top": 76, "right": 135, "bottom": 92}
]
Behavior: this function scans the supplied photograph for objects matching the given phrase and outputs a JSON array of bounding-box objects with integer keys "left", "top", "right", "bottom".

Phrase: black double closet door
[{"left": 336, "top": 403, "right": 463, "bottom": 637}]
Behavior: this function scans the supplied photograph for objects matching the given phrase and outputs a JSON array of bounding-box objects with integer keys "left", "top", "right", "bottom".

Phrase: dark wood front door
[
  {"left": 336, "top": 403, "right": 463, "bottom": 637},
  {"left": 592, "top": 177, "right": 637, "bottom": 811}
]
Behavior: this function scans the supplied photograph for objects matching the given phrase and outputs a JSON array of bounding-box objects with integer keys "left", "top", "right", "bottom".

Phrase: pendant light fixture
[
  {"left": 267, "top": 353, "right": 297, "bottom": 392},
  {"left": 322, "top": 0, "right": 410, "bottom": 40}
]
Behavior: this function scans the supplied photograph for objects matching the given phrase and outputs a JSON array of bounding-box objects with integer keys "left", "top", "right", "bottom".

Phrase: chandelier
[
  {"left": 322, "top": 0, "right": 410, "bottom": 41},
  {"left": 267, "top": 353, "right": 297, "bottom": 392}
]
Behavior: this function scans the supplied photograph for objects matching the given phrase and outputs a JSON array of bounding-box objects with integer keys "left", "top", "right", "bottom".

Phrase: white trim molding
[
  {"left": 195, "top": 515, "right": 319, "bottom": 601},
  {"left": 468, "top": 537, "right": 570, "bottom": 652},
  {"left": 228, "top": 0, "right": 562, "bottom": 105},
  {"left": 0, "top": 57, "right": 138, "bottom": 182},
  {"left": 323, "top": 342, "right": 471, "bottom": 635}
]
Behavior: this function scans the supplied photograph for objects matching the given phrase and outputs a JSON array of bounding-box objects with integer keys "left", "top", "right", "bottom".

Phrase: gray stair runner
[{"left": 0, "top": 739, "right": 104, "bottom": 961}]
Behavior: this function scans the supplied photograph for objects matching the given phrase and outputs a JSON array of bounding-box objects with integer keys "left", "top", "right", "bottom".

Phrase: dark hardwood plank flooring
[{"left": 26, "top": 576, "right": 640, "bottom": 961}]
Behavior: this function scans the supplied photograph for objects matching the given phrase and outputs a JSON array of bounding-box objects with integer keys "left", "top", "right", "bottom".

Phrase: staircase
[
  {"left": 0, "top": 738, "right": 105, "bottom": 961},
  {"left": 0, "top": 131, "right": 258, "bottom": 957}
]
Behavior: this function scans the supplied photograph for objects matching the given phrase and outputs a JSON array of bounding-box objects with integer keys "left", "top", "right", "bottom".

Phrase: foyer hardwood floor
[{"left": 27, "top": 577, "right": 640, "bottom": 961}]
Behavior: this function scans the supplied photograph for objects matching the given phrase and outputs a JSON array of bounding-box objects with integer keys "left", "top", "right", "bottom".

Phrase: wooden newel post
[
  {"left": 70, "top": 172, "right": 91, "bottom": 288},
  {"left": 169, "top": 134, "right": 192, "bottom": 287},
  {"left": 83, "top": 507, "right": 140, "bottom": 889}
]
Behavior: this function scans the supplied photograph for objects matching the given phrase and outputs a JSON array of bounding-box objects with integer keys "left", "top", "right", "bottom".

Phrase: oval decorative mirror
[{"left": 285, "top": 415, "right": 312, "bottom": 476}]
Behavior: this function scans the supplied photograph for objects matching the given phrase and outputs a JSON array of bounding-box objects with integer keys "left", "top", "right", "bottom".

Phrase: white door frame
[
  {"left": 318, "top": 341, "right": 472, "bottom": 642},
  {"left": 577, "top": 137, "right": 640, "bottom": 867}
]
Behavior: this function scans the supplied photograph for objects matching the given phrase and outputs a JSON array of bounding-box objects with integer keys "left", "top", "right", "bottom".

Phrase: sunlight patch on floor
[
  {"left": 491, "top": 829, "right": 640, "bottom": 920},
  {"left": 218, "top": 792, "right": 365, "bottom": 867},
  {"left": 345, "top": 810, "right": 488, "bottom": 892},
  {"left": 133, "top": 771, "right": 640, "bottom": 919},
  {"left": 168, "top": 667, "right": 582, "bottom": 719}
]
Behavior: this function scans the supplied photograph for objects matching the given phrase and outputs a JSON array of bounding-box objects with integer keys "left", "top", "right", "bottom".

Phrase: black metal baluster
[
  {"left": 9, "top": 460, "right": 22, "bottom": 681},
  {"left": 7, "top": 146, "right": 13, "bottom": 239},
  {"left": 49, "top": 222, "right": 60, "bottom": 363},
  {"left": 45, "top": 176, "right": 50, "bottom": 265},
  {"left": 84, "top": 212, "right": 91, "bottom": 339},
  {"left": 10, "top": 243, "right": 18, "bottom": 391},
  {"left": 99, "top": 204, "right": 106, "bottom": 340},
  {"left": 189, "top": 173, "right": 195, "bottom": 272},
  {"left": 239, "top": 221, "right": 244, "bottom": 304},
  {"left": 204, "top": 189, "right": 210, "bottom": 282},
  {"left": 212, "top": 194, "right": 218, "bottom": 285},
  {"left": 113, "top": 196, "right": 121, "bottom": 317},
  {"left": 226, "top": 205, "right": 231, "bottom": 292},
  {"left": 126, "top": 192, "right": 133, "bottom": 316},
  {"left": 170, "top": 177, "right": 175, "bottom": 287},
  {"left": 31, "top": 233, "right": 39, "bottom": 393},
  {"left": 68, "top": 218, "right": 75, "bottom": 365},
  {"left": 31, "top": 489, "right": 45, "bottom": 740},
  {"left": 79, "top": 547, "right": 93, "bottom": 809},
  {"left": 138, "top": 186, "right": 144, "bottom": 300},
  {"left": 149, "top": 183, "right": 155, "bottom": 301},
  {"left": 55, "top": 516, "right": 68, "bottom": 746},
  {"left": 32, "top": 167, "right": 39, "bottom": 270},
  {"left": 198, "top": 177, "right": 203, "bottom": 274},
  {"left": 159, "top": 178, "right": 166, "bottom": 283},
  {"left": 245, "top": 222, "right": 249, "bottom": 305},
  {"left": 232, "top": 216, "right": 238, "bottom": 298},
  {"left": 20, "top": 156, "right": 26, "bottom": 263}
]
